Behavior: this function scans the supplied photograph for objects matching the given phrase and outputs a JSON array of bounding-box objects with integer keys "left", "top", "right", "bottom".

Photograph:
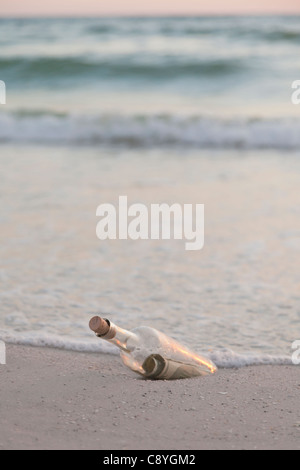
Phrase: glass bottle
[{"left": 89, "top": 316, "right": 217, "bottom": 380}]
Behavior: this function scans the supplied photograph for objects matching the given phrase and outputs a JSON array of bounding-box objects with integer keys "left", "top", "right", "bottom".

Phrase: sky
[{"left": 1, "top": 0, "right": 300, "bottom": 16}]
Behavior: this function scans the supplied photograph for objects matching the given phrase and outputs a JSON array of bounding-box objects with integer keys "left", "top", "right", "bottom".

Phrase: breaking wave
[{"left": 0, "top": 111, "right": 299, "bottom": 150}]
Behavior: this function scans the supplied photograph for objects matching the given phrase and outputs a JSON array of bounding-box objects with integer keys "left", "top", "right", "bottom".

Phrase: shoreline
[
  {"left": 1, "top": 146, "right": 299, "bottom": 358},
  {"left": 1, "top": 344, "right": 299, "bottom": 450}
]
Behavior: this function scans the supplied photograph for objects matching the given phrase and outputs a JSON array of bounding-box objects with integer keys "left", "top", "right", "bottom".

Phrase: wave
[
  {"left": 0, "top": 111, "right": 299, "bottom": 150},
  {"left": 0, "top": 56, "right": 244, "bottom": 82},
  {"left": 84, "top": 17, "right": 300, "bottom": 43},
  {"left": 263, "top": 30, "right": 300, "bottom": 42},
  {"left": 2, "top": 17, "right": 300, "bottom": 44},
  {"left": 0, "top": 330, "right": 293, "bottom": 368}
]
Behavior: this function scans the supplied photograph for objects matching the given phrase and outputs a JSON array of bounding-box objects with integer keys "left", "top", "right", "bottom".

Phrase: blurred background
[
  {"left": 0, "top": 2, "right": 299, "bottom": 366},
  {"left": 1, "top": 15, "right": 300, "bottom": 147}
]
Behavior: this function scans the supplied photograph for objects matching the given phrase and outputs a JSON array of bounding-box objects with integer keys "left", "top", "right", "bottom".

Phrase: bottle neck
[{"left": 97, "top": 321, "right": 137, "bottom": 353}]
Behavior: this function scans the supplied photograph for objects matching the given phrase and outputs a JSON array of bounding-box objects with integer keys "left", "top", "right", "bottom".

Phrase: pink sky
[{"left": 1, "top": 0, "right": 300, "bottom": 16}]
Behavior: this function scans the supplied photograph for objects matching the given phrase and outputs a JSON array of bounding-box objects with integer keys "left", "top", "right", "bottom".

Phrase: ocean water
[
  {"left": 0, "top": 16, "right": 299, "bottom": 368},
  {"left": 1, "top": 16, "right": 300, "bottom": 148}
]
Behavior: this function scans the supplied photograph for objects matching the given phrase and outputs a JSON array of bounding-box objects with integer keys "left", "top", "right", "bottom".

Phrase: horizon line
[{"left": 0, "top": 12, "right": 300, "bottom": 18}]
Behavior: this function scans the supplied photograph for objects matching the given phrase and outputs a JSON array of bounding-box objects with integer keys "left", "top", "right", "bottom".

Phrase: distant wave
[
  {"left": 82, "top": 18, "right": 300, "bottom": 42},
  {"left": 0, "top": 111, "right": 299, "bottom": 150},
  {"left": 1, "top": 17, "right": 299, "bottom": 43},
  {"left": 0, "top": 330, "right": 293, "bottom": 368},
  {"left": 182, "top": 28, "right": 300, "bottom": 42},
  {"left": 263, "top": 29, "right": 300, "bottom": 42},
  {"left": 87, "top": 23, "right": 300, "bottom": 43},
  {"left": 0, "top": 56, "right": 245, "bottom": 82}
]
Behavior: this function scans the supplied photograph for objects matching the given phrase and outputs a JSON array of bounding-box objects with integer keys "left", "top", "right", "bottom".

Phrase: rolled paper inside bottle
[
  {"left": 142, "top": 354, "right": 165, "bottom": 378},
  {"left": 142, "top": 354, "right": 210, "bottom": 380}
]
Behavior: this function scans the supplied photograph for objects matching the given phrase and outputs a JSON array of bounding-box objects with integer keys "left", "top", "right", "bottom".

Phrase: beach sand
[{"left": 0, "top": 344, "right": 299, "bottom": 450}]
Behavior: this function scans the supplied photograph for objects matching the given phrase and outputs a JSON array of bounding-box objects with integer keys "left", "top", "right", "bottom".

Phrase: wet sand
[
  {"left": 0, "top": 344, "right": 299, "bottom": 450},
  {"left": 1, "top": 147, "right": 300, "bottom": 356}
]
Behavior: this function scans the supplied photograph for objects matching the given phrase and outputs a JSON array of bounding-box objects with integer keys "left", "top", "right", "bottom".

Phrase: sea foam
[
  {"left": 1, "top": 112, "right": 300, "bottom": 150},
  {"left": 0, "top": 330, "right": 293, "bottom": 368}
]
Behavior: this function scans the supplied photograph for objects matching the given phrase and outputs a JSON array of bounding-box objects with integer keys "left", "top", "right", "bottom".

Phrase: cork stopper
[{"left": 89, "top": 316, "right": 110, "bottom": 336}]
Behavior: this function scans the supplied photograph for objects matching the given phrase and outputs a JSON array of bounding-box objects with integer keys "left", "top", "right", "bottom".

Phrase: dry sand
[{"left": 0, "top": 344, "right": 299, "bottom": 450}]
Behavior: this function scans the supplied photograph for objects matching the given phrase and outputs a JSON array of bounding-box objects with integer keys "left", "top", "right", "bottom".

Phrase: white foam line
[
  {"left": 1, "top": 113, "right": 300, "bottom": 150},
  {"left": 0, "top": 331, "right": 293, "bottom": 368},
  {"left": 208, "top": 350, "right": 293, "bottom": 368},
  {"left": 0, "top": 331, "right": 118, "bottom": 355}
]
